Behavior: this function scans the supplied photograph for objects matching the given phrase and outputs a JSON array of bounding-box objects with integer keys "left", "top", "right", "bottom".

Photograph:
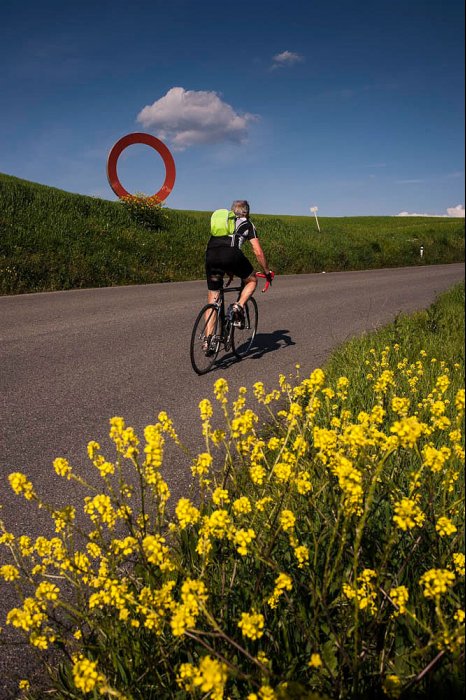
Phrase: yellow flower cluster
[
  {"left": 8, "top": 473, "right": 35, "bottom": 500},
  {"left": 177, "top": 655, "right": 228, "bottom": 700},
  {"left": 392, "top": 497, "right": 426, "bottom": 531},
  {"left": 171, "top": 579, "right": 208, "bottom": 636},
  {"left": 389, "top": 586, "right": 409, "bottom": 616},
  {"left": 175, "top": 498, "right": 201, "bottom": 529},
  {"left": 72, "top": 655, "right": 106, "bottom": 694},
  {"left": 142, "top": 534, "right": 174, "bottom": 571},
  {"left": 109, "top": 417, "right": 139, "bottom": 460},
  {"left": 452, "top": 552, "right": 465, "bottom": 576},
  {"left": 238, "top": 610, "right": 265, "bottom": 640},
  {"left": 419, "top": 569, "right": 456, "bottom": 598},
  {"left": 234, "top": 528, "right": 256, "bottom": 556},
  {"left": 7, "top": 583, "right": 58, "bottom": 650},
  {"left": 435, "top": 516, "right": 457, "bottom": 537},
  {"left": 0, "top": 564, "right": 19, "bottom": 581},
  {"left": 343, "top": 569, "right": 378, "bottom": 615},
  {"left": 1, "top": 342, "right": 463, "bottom": 699},
  {"left": 268, "top": 573, "right": 293, "bottom": 608}
]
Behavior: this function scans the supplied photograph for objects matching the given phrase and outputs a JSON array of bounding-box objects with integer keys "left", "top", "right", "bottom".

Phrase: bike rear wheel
[
  {"left": 190, "top": 304, "right": 221, "bottom": 375},
  {"left": 232, "top": 297, "right": 258, "bottom": 358}
]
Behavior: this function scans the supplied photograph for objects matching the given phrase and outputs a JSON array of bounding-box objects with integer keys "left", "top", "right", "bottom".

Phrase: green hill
[{"left": 0, "top": 172, "right": 464, "bottom": 295}]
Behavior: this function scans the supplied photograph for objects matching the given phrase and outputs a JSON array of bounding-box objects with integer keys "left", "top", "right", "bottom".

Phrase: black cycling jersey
[{"left": 207, "top": 217, "right": 258, "bottom": 250}]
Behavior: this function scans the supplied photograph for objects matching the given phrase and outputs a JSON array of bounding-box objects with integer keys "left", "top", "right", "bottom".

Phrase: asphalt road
[{"left": 0, "top": 262, "right": 464, "bottom": 697}]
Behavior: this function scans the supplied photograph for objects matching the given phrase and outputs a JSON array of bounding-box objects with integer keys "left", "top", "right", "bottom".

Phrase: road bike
[{"left": 190, "top": 272, "right": 274, "bottom": 375}]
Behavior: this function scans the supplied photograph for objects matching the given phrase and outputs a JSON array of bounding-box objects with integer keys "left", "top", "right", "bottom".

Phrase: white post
[{"left": 310, "top": 206, "right": 320, "bottom": 232}]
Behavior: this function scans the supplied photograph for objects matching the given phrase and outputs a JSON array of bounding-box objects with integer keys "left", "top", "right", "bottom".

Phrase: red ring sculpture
[{"left": 106, "top": 132, "right": 176, "bottom": 202}]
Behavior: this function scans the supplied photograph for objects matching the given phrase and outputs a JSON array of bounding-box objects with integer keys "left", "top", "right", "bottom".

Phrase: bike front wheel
[
  {"left": 190, "top": 304, "right": 221, "bottom": 375},
  {"left": 232, "top": 297, "right": 258, "bottom": 358}
]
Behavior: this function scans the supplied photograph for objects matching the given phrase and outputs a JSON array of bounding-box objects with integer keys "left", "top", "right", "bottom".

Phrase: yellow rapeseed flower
[
  {"left": 238, "top": 610, "right": 265, "bottom": 640},
  {"left": 142, "top": 534, "right": 174, "bottom": 571},
  {"left": 294, "top": 545, "right": 309, "bottom": 568},
  {"left": 233, "top": 528, "right": 256, "bottom": 555},
  {"left": 8, "top": 473, "right": 35, "bottom": 500},
  {"left": 455, "top": 388, "right": 465, "bottom": 414},
  {"left": 382, "top": 674, "right": 402, "bottom": 699},
  {"left": 308, "top": 653, "right": 323, "bottom": 668},
  {"left": 233, "top": 497, "right": 252, "bottom": 515},
  {"left": 0, "top": 565, "right": 19, "bottom": 582},
  {"left": 419, "top": 569, "right": 455, "bottom": 598},
  {"left": 214, "top": 378, "right": 229, "bottom": 403},
  {"left": 393, "top": 497, "right": 426, "bottom": 531},
  {"left": 391, "top": 396, "right": 410, "bottom": 416},
  {"left": 175, "top": 498, "right": 200, "bottom": 529},
  {"left": 53, "top": 457, "right": 72, "bottom": 479},
  {"left": 389, "top": 586, "right": 409, "bottom": 616},
  {"left": 212, "top": 487, "right": 230, "bottom": 505},
  {"left": 280, "top": 510, "right": 296, "bottom": 531},
  {"left": 250, "top": 464, "right": 266, "bottom": 485},
  {"left": 193, "top": 655, "right": 228, "bottom": 699},
  {"left": 268, "top": 572, "right": 293, "bottom": 608},
  {"left": 199, "top": 398, "right": 213, "bottom": 421},
  {"left": 421, "top": 444, "right": 451, "bottom": 472},
  {"left": 436, "top": 516, "right": 457, "bottom": 537},
  {"left": 390, "top": 416, "right": 426, "bottom": 448},
  {"left": 191, "top": 452, "right": 213, "bottom": 476},
  {"left": 72, "top": 656, "right": 105, "bottom": 694},
  {"left": 248, "top": 687, "right": 277, "bottom": 700},
  {"left": 343, "top": 569, "right": 378, "bottom": 614},
  {"left": 452, "top": 553, "right": 465, "bottom": 576},
  {"left": 256, "top": 497, "right": 273, "bottom": 512}
]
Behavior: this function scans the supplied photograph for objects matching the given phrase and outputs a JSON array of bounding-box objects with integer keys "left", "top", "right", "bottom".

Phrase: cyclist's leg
[
  {"left": 205, "top": 251, "right": 224, "bottom": 339},
  {"left": 234, "top": 252, "right": 256, "bottom": 308},
  {"left": 237, "top": 274, "right": 257, "bottom": 308}
]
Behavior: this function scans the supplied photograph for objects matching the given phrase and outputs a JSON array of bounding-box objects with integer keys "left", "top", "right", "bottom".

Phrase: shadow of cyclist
[
  {"left": 212, "top": 330, "right": 295, "bottom": 371},
  {"left": 246, "top": 329, "right": 295, "bottom": 360}
]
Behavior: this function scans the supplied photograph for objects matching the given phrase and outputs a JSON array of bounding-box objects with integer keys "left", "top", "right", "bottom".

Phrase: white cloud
[
  {"left": 396, "top": 204, "right": 465, "bottom": 218},
  {"left": 447, "top": 204, "right": 465, "bottom": 217},
  {"left": 271, "top": 50, "right": 304, "bottom": 69},
  {"left": 397, "top": 211, "right": 441, "bottom": 217},
  {"left": 136, "top": 87, "right": 258, "bottom": 150}
]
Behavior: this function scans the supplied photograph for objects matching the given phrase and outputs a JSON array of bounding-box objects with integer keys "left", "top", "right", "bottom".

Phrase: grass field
[{"left": 0, "top": 172, "right": 464, "bottom": 295}]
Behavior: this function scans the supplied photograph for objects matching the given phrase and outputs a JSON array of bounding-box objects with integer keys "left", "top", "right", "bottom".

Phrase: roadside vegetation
[
  {"left": 0, "top": 172, "right": 464, "bottom": 295},
  {"left": 1, "top": 283, "right": 463, "bottom": 699}
]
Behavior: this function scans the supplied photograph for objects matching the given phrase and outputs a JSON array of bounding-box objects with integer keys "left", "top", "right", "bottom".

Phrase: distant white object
[
  {"left": 420, "top": 245, "right": 424, "bottom": 258},
  {"left": 310, "top": 206, "right": 321, "bottom": 232}
]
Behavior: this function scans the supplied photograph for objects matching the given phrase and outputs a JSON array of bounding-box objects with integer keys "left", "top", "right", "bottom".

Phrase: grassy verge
[
  {"left": 0, "top": 284, "right": 463, "bottom": 699},
  {"left": 0, "top": 172, "right": 464, "bottom": 294}
]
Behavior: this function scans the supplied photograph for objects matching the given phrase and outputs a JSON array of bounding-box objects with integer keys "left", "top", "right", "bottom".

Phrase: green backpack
[{"left": 210, "top": 209, "right": 236, "bottom": 236}]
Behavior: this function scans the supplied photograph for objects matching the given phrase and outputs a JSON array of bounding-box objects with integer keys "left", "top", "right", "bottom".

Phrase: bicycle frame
[{"left": 210, "top": 285, "right": 244, "bottom": 352}]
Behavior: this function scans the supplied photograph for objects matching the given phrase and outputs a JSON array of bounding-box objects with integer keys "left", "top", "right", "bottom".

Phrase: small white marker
[{"left": 310, "top": 206, "right": 321, "bottom": 232}]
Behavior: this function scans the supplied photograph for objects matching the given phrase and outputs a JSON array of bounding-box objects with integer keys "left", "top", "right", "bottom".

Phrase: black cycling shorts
[{"left": 205, "top": 247, "right": 254, "bottom": 291}]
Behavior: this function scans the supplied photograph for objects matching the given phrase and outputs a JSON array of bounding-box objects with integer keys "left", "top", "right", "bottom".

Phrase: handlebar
[{"left": 256, "top": 271, "right": 275, "bottom": 292}]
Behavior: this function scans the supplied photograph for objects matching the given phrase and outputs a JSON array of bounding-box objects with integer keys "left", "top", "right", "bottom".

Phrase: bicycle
[{"left": 190, "top": 272, "right": 274, "bottom": 375}]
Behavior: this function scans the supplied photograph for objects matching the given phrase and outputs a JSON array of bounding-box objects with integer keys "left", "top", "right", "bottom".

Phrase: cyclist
[{"left": 204, "top": 200, "right": 272, "bottom": 350}]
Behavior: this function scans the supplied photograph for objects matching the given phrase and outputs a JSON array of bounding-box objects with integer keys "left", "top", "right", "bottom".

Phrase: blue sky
[{"left": 1, "top": 0, "right": 464, "bottom": 217}]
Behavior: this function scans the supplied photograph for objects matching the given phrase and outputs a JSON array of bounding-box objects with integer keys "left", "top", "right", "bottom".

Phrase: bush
[
  {"left": 119, "top": 194, "right": 168, "bottom": 231},
  {"left": 1, "top": 346, "right": 464, "bottom": 699}
]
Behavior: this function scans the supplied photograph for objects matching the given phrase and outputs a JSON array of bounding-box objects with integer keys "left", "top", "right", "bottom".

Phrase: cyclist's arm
[{"left": 250, "top": 238, "right": 271, "bottom": 275}]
